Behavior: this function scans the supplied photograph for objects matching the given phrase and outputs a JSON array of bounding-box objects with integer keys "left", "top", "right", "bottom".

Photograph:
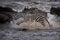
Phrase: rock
[
  {"left": 0, "top": 6, "right": 15, "bottom": 12},
  {"left": 0, "top": 6, "right": 15, "bottom": 23},
  {"left": 50, "top": 7, "right": 60, "bottom": 16},
  {"left": 0, "top": 14, "right": 10, "bottom": 23}
]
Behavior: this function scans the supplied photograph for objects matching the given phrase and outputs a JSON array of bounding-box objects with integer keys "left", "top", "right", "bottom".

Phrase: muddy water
[{"left": 0, "top": 0, "right": 60, "bottom": 40}]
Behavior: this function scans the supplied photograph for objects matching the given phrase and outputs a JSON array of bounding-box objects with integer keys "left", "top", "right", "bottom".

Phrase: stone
[
  {"left": 50, "top": 7, "right": 60, "bottom": 16},
  {"left": 0, "top": 6, "right": 15, "bottom": 23}
]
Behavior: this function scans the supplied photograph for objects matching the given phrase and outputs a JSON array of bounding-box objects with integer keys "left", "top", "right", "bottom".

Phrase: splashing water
[
  {"left": 47, "top": 13, "right": 60, "bottom": 29},
  {"left": 0, "top": 1, "right": 60, "bottom": 30}
]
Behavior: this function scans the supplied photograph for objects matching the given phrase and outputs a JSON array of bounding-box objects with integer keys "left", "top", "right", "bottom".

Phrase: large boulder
[
  {"left": 0, "top": 6, "right": 15, "bottom": 24},
  {"left": 0, "top": 6, "right": 14, "bottom": 12},
  {"left": 0, "top": 13, "right": 10, "bottom": 23},
  {"left": 50, "top": 7, "right": 60, "bottom": 16}
]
